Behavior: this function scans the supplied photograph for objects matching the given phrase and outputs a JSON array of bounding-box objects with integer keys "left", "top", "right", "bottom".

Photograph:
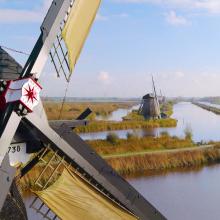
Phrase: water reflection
[{"left": 96, "top": 105, "right": 140, "bottom": 121}]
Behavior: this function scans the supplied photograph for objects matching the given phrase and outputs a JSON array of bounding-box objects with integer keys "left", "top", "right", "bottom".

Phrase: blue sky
[{"left": 1, "top": 0, "right": 220, "bottom": 97}]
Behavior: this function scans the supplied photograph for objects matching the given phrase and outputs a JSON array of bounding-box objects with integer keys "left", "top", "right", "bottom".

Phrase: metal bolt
[
  {"left": 22, "top": 108, "right": 28, "bottom": 115},
  {"left": 18, "top": 104, "right": 23, "bottom": 110}
]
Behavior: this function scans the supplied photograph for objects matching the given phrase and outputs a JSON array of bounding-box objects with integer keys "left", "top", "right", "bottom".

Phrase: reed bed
[
  {"left": 160, "top": 101, "right": 174, "bottom": 116},
  {"left": 75, "top": 118, "right": 177, "bottom": 133},
  {"left": 106, "top": 148, "right": 220, "bottom": 176},
  {"left": 87, "top": 135, "right": 194, "bottom": 155},
  {"left": 193, "top": 102, "right": 220, "bottom": 115},
  {"left": 43, "top": 101, "right": 135, "bottom": 120}
]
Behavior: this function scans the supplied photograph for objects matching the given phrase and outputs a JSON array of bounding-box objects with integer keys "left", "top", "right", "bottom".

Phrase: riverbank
[
  {"left": 192, "top": 102, "right": 220, "bottom": 115},
  {"left": 105, "top": 146, "right": 220, "bottom": 176},
  {"left": 160, "top": 101, "right": 174, "bottom": 117},
  {"left": 75, "top": 118, "right": 177, "bottom": 133},
  {"left": 86, "top": 134, "right": 220, "bottom": 176}
]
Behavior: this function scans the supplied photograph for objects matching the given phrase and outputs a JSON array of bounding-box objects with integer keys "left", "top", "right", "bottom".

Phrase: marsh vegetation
[
  {"left": 43, "top": 101, "right": 136, "bottom": 120},
  {"left": 87, "top": 133, "right": 194, "bottom": 156}
]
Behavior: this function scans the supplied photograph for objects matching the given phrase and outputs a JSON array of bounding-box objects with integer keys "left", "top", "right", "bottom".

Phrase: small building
[
  {"left": 0, "top": 47, "right": 22, "bottom": 80},
  {"left": 139, "top": 93, "right": 161, "bottom": 119}
]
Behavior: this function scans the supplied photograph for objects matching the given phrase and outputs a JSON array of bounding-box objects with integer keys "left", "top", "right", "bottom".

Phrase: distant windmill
[{"left": 139, "top": 76, "right": 161, "bottom": 119}]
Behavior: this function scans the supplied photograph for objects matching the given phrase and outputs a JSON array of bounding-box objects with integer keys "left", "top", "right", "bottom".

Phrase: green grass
[{"left": 160, "top": 101, "right": 174, "bottom": 116}]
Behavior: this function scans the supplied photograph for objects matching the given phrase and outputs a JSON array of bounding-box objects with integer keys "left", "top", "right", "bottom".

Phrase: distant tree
[
  {"left": 126, "top": 131, "right": 139, "bottom": 140},
  {"left": 106, "top": 133, "right": 119, "bottom": 145},
  {"left": 160, "top": 131, "right": 169, "bottom": 137}
]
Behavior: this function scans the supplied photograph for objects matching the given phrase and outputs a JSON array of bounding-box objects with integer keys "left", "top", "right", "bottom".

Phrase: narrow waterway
[
  {"left": 129, "top": 164, "right": 220, "bottom": 220},
  {"left": 80, "top": 102, "right": 220, "bottom": 142},
  {"left": 96, "top": 104, "right": 140, "bottom": 121}
]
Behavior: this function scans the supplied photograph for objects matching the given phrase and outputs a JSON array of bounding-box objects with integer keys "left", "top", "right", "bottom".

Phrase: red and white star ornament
[{"left": 4, "top": 78, "right": 42, "bottom": 112}]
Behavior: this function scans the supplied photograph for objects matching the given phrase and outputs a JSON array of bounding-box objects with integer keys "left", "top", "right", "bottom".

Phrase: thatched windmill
[{"left": 139, "top": 76, "right": 161, "bottom": 119}]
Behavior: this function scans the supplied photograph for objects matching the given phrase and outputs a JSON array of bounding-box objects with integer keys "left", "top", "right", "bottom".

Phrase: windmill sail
[
  {"left": 152, "top": 75, "right": 161, "bottom": 118},
  {"left": 62, "top": 0, "right": 101, "bottom": 72}
]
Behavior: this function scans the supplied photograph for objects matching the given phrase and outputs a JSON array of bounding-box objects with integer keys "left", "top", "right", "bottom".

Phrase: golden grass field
[
  {"left": 87, "top": 135, "right": 194, "bottom": 155},
  {"left": 43, "top": 101, "right": 136, "bottom": 120},
  {"left": 106, "top": 148, "right": 220, "bottom": 176},
  {"left": 75, "top": 118, "right": 177, "bottom": 133}
]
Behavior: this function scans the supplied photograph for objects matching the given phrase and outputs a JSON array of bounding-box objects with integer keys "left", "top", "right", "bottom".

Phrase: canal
[
  {"left": 129, "top": 164, "right": 220, "bottom": 220},
  {"left": 128, "top": 102, "right": 220, "bottom": 220}
]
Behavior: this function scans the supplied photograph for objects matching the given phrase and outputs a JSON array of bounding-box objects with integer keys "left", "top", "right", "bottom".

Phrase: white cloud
[
  {"left": 112, "top": 0, "right": 220, "bottom": 14},
  {"left": 165, "top": 10, "right": 189, "bottom": 26},
  {"left": 96, "top": 13, "right": 109, "bottom": 21},
  {"left": 156, "top": 70, "right": 220, "bottom": 97},
  {"left": 115, "top": 13, "right": 129, "bottom": 18},
  {"left": 175, "top": 71, "right": 185, "bottom": 78},
  {"left": 0, "top": 1, "right": 128, "bottom": 24},
  {"left": 0, "top": 0, "right": 52, "bottom": 23},
  {"left": 96, "top": 12, "right": 129, "bottom": 22},
  {"left": 98, "top": 71, "right": 111, "bottom": 84}
]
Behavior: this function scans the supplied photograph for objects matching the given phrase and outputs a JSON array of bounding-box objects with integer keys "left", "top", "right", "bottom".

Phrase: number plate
[{"left": 8, "top": 142, "right": 30, "bottom": 166}]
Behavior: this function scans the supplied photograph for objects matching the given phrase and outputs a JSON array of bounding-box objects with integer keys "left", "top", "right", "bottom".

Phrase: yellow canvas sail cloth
[
  {"left": 62, "top": 0, "right": 101, "bottom": 72},
  {"left": 34, "top": 169, "right": 138, "bottom": 220}
]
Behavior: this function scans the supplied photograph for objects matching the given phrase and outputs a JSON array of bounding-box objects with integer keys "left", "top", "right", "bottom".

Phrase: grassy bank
[
  {"left": 87, "top": 135, "right": 194, "bottom": 155},
  {"left": 193, "top": 102, "right": 220, "bottom": 115},
  {"left": 106, "top": 148, "right": 220, "bottom": 176},
  {"left": 122, "top": 110, "right": 145, "bottom": 121},
  {"left": 44, "top": 101, "right": 136, "bottom": 120},
  {"left": 75, "top": 118, "right": 177, "bottom": 133},
  {"left": 160, "top": 101, "right": 174, "bottom": 116}
]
